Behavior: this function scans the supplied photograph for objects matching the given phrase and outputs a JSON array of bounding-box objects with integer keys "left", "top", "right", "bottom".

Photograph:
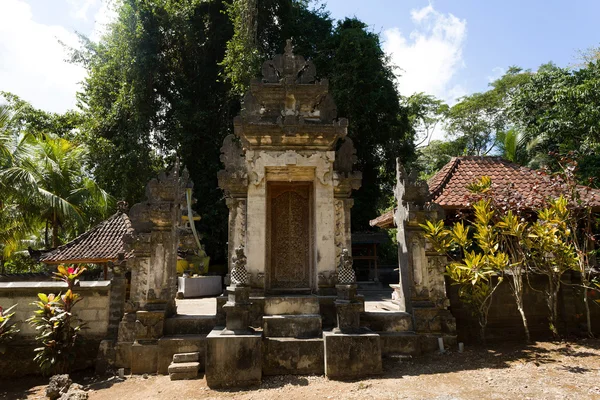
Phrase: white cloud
[
  {"left": 67, "top": 0, "right": 99, "bottom": 21},
  {"left": 487, "top": 66, "right": 505, "bottom": 83},
  {"left": 0, "top": 0, "right": 87, "bottom": 113},
  {"left": 383, "top": 4, "right": 467, "bottom": 105},
  {"left": 91, "top": 0, "right": 117, "bottom": 42}
]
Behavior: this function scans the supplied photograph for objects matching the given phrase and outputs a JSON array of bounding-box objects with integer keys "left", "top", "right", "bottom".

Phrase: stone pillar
[
  {"left": 392, "top": 158, "right": 456, "bottom": 343},
  {"left": 324, "top": 249, "right": 382, "bottom": 380},
  {"left": 218, "top": 134, "right": 251, "bottom": 288},
  {"left": 117, "top": 163, "right": 192, "bottom": 374}
]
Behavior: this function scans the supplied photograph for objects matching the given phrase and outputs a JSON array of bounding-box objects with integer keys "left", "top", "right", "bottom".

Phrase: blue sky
[{"left": 1, "top": 0, "right": 599, "bottom": 116}]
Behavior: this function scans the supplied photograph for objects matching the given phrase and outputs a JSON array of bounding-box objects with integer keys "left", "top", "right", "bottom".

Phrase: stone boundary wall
[
  {"left": 0, "top": 281, "right": 112, "bottom": 339},
  {"left": 0, "top": 280, "right": 115, "bottom": 377},
  {"left": 449, "top": 272, "right": 600, "bottom": 343}
]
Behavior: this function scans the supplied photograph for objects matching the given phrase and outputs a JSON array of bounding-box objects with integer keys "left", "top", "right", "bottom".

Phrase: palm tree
[{"left": 1, "top": 104, "right": 112, "bottom": 259}]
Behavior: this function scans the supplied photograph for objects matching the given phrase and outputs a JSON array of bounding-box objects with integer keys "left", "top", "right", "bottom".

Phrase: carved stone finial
[
  {"left": 284, "top": 38, "right": 293, "bottom": 55},
  {"left": 338, "top": 248, "right": 356, "bottom": 284},
  {"left": 260, "top": 39, "right": 316, "bottom": 84},
  {"left": 117, "top": 200, "right": 129, "bottom": 213},
  {"left": 334, "top": 137, "right": 357, "bottom": 174},
  {"left": 220, "top": 134, "right": 246, "bottom": 173},
  {"left": 230, "top": 245, "right": 248, "bottom": 285},
  {"left": 395, "top": 159, "right": 430, "bottom": 208}
]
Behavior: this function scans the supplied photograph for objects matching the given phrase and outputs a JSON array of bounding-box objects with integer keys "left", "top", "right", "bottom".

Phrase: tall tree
[
  {"left": 315, "top": 18, "right": 415, "bottom": 229},
  {"left": 510, "top": 61, "right": 600, "bottom": 184},
  {"left": 444, "top": 67, "right": 531, "bottom": 157},
  {"left": 77, "top": 0, "right": 237, "bottom": 262}
]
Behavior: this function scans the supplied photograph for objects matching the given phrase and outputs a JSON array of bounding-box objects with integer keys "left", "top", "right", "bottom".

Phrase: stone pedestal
[
  {"left": 222, "top": 285, "right": 252, "bottom": 334},
  {"left": 323, "top": 330, "right": 382, "bottom": 379},
  {"left": 205, "top": 328, "right": 262, "bottom": 388}
]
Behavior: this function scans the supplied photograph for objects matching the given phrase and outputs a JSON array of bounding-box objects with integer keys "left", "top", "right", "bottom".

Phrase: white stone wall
[{"left": 0, "top": 281, "right": 111, "bottom": 339}]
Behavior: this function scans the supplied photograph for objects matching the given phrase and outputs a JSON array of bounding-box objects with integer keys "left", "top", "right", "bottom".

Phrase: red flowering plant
[
  {"left": 28, "top": 265, "right": 87, "bottom": 374},
  {"left": 0, "top": 303, "right": 19, "bottom": 354}
]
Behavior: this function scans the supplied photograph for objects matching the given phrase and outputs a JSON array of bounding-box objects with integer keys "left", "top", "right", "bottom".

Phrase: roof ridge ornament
[{"left": 261, "top": 39, "right": 316, "bottom": 84}]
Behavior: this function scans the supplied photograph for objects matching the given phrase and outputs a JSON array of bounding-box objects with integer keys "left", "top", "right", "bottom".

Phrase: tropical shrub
[
  {"left": 28, "top": 265, "right": 86, "bottom": 374},
  {"left": 0, "top": 303, "right": 19, "bottom": 354},
  {"left": 421, "top": 197, "right": 506, "bottom": 342}
]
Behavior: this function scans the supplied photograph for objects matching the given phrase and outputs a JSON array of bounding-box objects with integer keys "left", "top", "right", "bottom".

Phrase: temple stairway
[
  {"left": 262, "top": 296, "right": 324, "bottom": 375},
  {"left": 159, "top": 294, "right": 425, "bottom": 377}
]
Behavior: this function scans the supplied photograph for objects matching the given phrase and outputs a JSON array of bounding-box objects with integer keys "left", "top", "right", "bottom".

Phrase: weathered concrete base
[
  {"left": 361, "top": 311, "right": 413, "bottom": 332},
  {"left": 263, "top": 314, "right": 322, "bottom": 338},
  {"left": 379, "top": 332, "right": 421, "bottom": 356},
  {"left": 262, "top": 337, "right": 324, "bottom": 375},
  {"left": 323, "top": 330, "right": 382, "bottom": 380},
  {"left": 206, "top": 327, "right": 262, "bottom": 388},
  {"left": 420, "top": 334, "right": 458, "bottom": 353},
  {"left": 130, "top": 342, "right": 158, "bottom": 374}
]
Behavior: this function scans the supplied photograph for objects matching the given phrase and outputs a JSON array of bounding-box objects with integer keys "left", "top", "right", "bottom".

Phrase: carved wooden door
[{"left": 269, "top": 183, "right": 311, "bottom": 290}]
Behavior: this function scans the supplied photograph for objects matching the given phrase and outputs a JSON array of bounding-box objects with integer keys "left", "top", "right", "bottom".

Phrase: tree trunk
[
  {"left": 583, "top": 287, "right": 594, "bottom": 338},
  {"left": 512, "top": 274, "right": 530, "bottom": 342},
  {"left": 547, "top": 275, "right": 561, "bottom": 339},
  {"left": 52, "top": 212, "right": 59, "bottom": 248},
  {"left": 45, "top": 220, "right": 49, "bottom": 249}
]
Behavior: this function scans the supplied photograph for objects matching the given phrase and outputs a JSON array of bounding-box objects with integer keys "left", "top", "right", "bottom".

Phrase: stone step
[
  {"left": 173, "top": 352, "right": 200, "bottom": 363},
  {"left": 263, "top": 314, "right": 322, "bottom": 338},
  {"left": 157, "top": 334, "right": 207, "bottom": 375},
  {"left": 264, "top": 296, "right": 320, "bottom": 315},
  {"left": 360, "top": 311, "right": 412, "bottom": 332},
  {"left": 262, "top": 337, "right": 324, "bottom": 375},
  {"left": 378, "top": 332, "right": 421, "bottom": 356},
  {"left": 164, "top": 315, "right": 218, "bottom": 335},
  {"left": 168, "top": 361, "right": 199, "bottom": 380}
]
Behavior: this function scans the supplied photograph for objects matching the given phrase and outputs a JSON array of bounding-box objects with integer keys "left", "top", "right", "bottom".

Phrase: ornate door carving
[{"left": 269, "top": 183, "right": 311, "bottom": 289}]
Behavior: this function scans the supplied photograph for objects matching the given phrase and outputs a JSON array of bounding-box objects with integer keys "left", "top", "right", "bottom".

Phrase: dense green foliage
[
  {"left": 0, "top": 95, "right": 111, "bottom": 272},
  {"left": 76, "top": 0, "right": 415, "bottom": 262}
]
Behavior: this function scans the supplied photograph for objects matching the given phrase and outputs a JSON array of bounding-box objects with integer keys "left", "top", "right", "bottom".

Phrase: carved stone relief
[
  {"left": 334, "top": 199, "right": 344, "bottom": 266},
  {"left": 246, "top": 150, "right": 334, "bottom": 186},
  {"left": 270, "top": 184, "right": 310, "bottom": 289}
]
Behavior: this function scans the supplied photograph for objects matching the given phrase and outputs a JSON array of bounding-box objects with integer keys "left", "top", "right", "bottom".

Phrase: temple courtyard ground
[{"left": 4, "top": 339, "right": 600, "bottom": 400}]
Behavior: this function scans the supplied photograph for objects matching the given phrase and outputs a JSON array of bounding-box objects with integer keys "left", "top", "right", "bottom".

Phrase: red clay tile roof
[
  {"left": 40, "top": 212, "right": 133, "bottom": 264},
  {"left": 370, "top": 156, "right": 600, "bottom": 228}
]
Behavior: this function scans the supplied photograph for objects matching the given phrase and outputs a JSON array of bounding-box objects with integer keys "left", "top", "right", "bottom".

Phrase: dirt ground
[{"left": 3, "top": 339, "right": 600, "bottom": 400}]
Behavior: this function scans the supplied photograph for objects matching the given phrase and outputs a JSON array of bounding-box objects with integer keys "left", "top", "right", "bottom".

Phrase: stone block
[
  {"left": 157, "top": 335, "right": 206, "bottom": 374},
  {"left": 264, "top": 296, "right": 320, "bottom": 315},
  {"left": 168, "top": 361, "right": 199, "bottom": 374},
  {"left": 378, "top": 332, "right": 421, "bottom": 356},
  {"left": 263, "top": 314, "right": 322, "bottom": 338},
  {"left": 164, "top": 315, "right": 217, "bottom": 335},
  {"left": 205, "top": 327, "right": 262, "bottom": 388},
  {"left": 169, "top": 371, "right": 198, "bottom": 381},
  {"left": 173, "top": 352, "right": 200, "bottom": 363},
  {"left": 413, "top": 307, "right": 442, "bottom": 332},
  {"left": 262, "top": 337, "right": 324, "bottom": 375},
  {"left": 130, "top": 342, "right": 158, "bottom": 374},
  {"left": 360, "top": 311, "right": 413, "bottom": 332},
  {"left": 323, "top": 330, "right": 382, "bottom": 380}
]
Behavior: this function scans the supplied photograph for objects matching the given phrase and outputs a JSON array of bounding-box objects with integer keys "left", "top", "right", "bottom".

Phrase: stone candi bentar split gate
[{"left": 104, "top": 41, "right": 456, "bottom": 387}]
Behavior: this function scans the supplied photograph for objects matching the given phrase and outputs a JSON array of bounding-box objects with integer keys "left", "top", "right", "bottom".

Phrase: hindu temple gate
[{"left": 218, "top": 39, "right": 361, "bottom": 295}]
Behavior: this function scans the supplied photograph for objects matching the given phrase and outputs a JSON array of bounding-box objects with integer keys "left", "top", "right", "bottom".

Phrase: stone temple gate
[
  {"left": 103, "top": 41, "right": 456, "bottom": 387},
  {"left": 218, "top": 39, "right": 361, "bottom": 294}
]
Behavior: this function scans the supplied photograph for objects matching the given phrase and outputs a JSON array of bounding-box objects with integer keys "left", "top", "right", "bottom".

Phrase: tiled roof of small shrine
[
  {"left": 40, "top": 212, "right": 133, "bottom": 264},
  {"left": 370, "top": 156, "right": 600, "bottom": 229}
]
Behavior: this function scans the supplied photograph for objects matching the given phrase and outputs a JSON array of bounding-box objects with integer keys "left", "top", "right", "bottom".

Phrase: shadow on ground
[{"left": 378, "top": 338, "right": 600, "bottom": 380}]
